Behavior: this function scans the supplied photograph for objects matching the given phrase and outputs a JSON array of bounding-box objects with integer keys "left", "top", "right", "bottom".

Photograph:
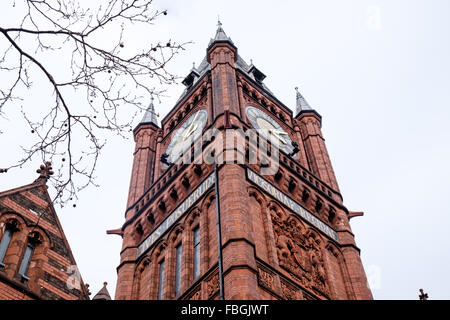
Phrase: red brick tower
[
  {"left": 113, "top": 23, "right": 373, "bottom": 300},
  {"left": 0, "top": 162, "right": 90, "bottom": 300}
]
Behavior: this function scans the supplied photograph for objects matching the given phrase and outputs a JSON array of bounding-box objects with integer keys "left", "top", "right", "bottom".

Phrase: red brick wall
[{"left": 0, "top": 281, "right": 33, "bottom": 300}]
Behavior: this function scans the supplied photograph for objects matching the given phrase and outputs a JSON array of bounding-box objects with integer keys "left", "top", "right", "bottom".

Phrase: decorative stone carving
[
  {"left": 281, "top": 281, "right": 298, "bottom": 300},
  {"left": 206, "top": 273, "right": 219, "bottom": 298},
  {"left": 187, "top": 287, "right": 202, "bottom": 300},
  {"left": 309, "top": 241, "right": 328, "bottom": 294},
  {"left": 270, "top": 207, "right": 330, "bottom": 296},
  {"left": 257, "top": 267, "right": 274, "bottom": 290}
]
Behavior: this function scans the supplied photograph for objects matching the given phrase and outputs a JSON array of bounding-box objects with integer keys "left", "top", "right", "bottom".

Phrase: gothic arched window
[
  {"left": 157, "top": 259, "right": 165, "bottom": 300},
  {"left": 18, "top": 231, "right": 41, "bottom": 281},
  {"left": 0, "top": 228, "right": 13, "bottom": 267},
  {"left": 18, "top": 243, "right": 34, "bottom": 281},
  {"left": 193, "top": 226, "right": 200, "bottom": 279},
  {"left": 152, "top": 241, "right": 167, "bottom": 300},
  {"left": 168, "top": 225, "right": 183, "bottom": 298},
  {"left": 0, "top": 219, "right": 20, "bottom": 269},
  {"left": 175, "top": 243, "right": 182, "bottom": 296}
]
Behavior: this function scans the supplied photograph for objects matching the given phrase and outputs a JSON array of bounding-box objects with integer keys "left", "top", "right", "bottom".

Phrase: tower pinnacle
[
  {"left": 92, "top": 281, "right": 111, "bottom": 300},
  {"left": 209, "top": 19, "right": 234, "bottom": 47},
  {"left": 295, "top": 86, "right": 312, "bottom": 115},
  {"left": 140, "top": 96, "right": 159, "bottom": 126}
]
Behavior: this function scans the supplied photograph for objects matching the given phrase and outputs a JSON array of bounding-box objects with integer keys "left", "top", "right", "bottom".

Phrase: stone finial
[
  {"left": 36, "top": 161, "right": 54, "bottom": 182},
  {"left": 419, "top": 288, "right": 429, "bottom": 300}
]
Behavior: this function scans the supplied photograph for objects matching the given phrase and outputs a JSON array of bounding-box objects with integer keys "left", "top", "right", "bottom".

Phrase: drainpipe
[{"left": 214, "top": 163, "right": 225, "bottom": 300}]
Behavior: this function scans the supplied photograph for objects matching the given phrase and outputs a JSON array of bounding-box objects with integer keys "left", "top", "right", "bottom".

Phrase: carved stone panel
[
  {"left": 270, "top": 208, "right": 330, "bottom": 297},
  {"left": 206, "top": 272, "right": 219, "bottom": 299},
  {"left": 257, "top": 266, "right": 274, "bottom": 291},
  {"left": 186, "top": 285, "right": 202, "bottom": 300},
  {"left": 280, "top": 280, "right": 299, "bottom": 300}
]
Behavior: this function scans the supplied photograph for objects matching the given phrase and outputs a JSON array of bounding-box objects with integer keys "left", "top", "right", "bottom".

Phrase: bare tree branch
[{"left": 0, "top": 0, "right": 188, "bottom": 206}]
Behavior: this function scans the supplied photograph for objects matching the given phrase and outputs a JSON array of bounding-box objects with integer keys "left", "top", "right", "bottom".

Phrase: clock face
[
  {"left": 245, "top": 106, "right": 295, "bottom": 156},
  {"left": 164, "top": 109, "right": 208, "bottom": 165}
]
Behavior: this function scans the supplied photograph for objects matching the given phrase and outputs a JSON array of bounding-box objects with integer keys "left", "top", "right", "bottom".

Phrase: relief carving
[
  {"left": 281, "top": 281, "right": 298, "bottom": 300},
  {"left": 206, "top": 273, "right": 219, "bottom": 298},
  {"left": 309, "top": 241, "right": 328, "bottom": 294},
  {"left": 271, "top": 208, "right": 329, "bottom": 296},
  {"left": 257, "top": 267, "right": 274, "bottom": 290},
  {"left": 187, "top": 287, "right": 202, "bottom": 300}
]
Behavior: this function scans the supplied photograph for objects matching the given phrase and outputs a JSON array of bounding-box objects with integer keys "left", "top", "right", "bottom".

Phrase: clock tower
[{"left": 113, "top": 22, "right": 373, "bottom": 300}]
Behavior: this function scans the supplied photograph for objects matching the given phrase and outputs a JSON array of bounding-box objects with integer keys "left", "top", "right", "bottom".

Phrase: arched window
[
  {"left": 0, "top": 228, "right": 13, "bottom": 267},
  {"left": 0, "top": 219, "right": 20, "bottom": 269},
  {"left": 18, "top": 232, "right": 41, "bottom": 281},
  {"left": 193, "top": 226, "right": 200, "bottom": 279},
  {"left": 175, "top": 243, "right": 182, "bottom": 296},
  {"left": 169, "top": 225, "right": 183, "bottom": 298},
  {"left": 185, "top": 208, "right": 201, "bottom": 286},
  {"left": 157, "top": 259, "right": 165, "bottom": 300},
  {"left": 18, "top": 243, "right": 34, "bottom": 280}
]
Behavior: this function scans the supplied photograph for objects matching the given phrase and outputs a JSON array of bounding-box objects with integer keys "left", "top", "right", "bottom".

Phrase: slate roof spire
[
  {"left": 295, "top": 86, "right": 313, "bottom": 115},
  {"left": 215, "top": 18, "right": 229, "bottom": 41},
  {"left": 208, "top": 19, "right": 234, "bottom": 49},
  {"left": 140, "top": 96, "right": 158, "bottom": 126},
  {"left": 92, "top": 282, "right": 111, "bottom": 300}
]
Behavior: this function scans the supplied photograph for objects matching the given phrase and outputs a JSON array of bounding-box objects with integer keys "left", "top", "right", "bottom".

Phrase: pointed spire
[
  {"left": 92, "top": 281, "right": 111, "bottom": 300},
  {"left": 295, "top": 87, "right": 312, "bottom": 115},
  {"left": 209, "top": 18, "right": 234, "bottom": 46},
  {"left": 215, "top": 22, "right": 227, "bottom": 41},
  {"left": 140, "top": 96, "right": 158, "bottom": 126}
]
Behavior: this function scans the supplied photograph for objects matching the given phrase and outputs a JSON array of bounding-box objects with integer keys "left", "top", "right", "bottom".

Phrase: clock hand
[
  {"left": 272, "top": 129, "right": 287, "bottom": 135},
  {"left": 269, "top": 129, "right": 287, "bottom": 144},
  {"left": 183, "top": 111, "right": 200, "bottom": 140},
  {"left": 183, "top": 123, "right": 199, "bottom": 140},
  {"left": 275, "top": 135, "right": 287, "bottom": 144}
]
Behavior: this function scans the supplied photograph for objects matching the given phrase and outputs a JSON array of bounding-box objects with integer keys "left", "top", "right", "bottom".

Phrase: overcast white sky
[{"left": 1, "top": 0, "right": 449, "bottom": 300}]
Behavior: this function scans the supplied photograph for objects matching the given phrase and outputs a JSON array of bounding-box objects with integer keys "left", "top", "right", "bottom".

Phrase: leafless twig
[{"left": 0, "top": 0, "right": 188, "bottom": 206}]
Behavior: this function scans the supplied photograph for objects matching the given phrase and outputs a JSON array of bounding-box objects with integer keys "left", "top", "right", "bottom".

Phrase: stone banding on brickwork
[
  {"left": 136, "top": 172, "right": 215, "bottom": 259},
  {"left": 246, "top": 168, "right": 339, "bottom": 243}
]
